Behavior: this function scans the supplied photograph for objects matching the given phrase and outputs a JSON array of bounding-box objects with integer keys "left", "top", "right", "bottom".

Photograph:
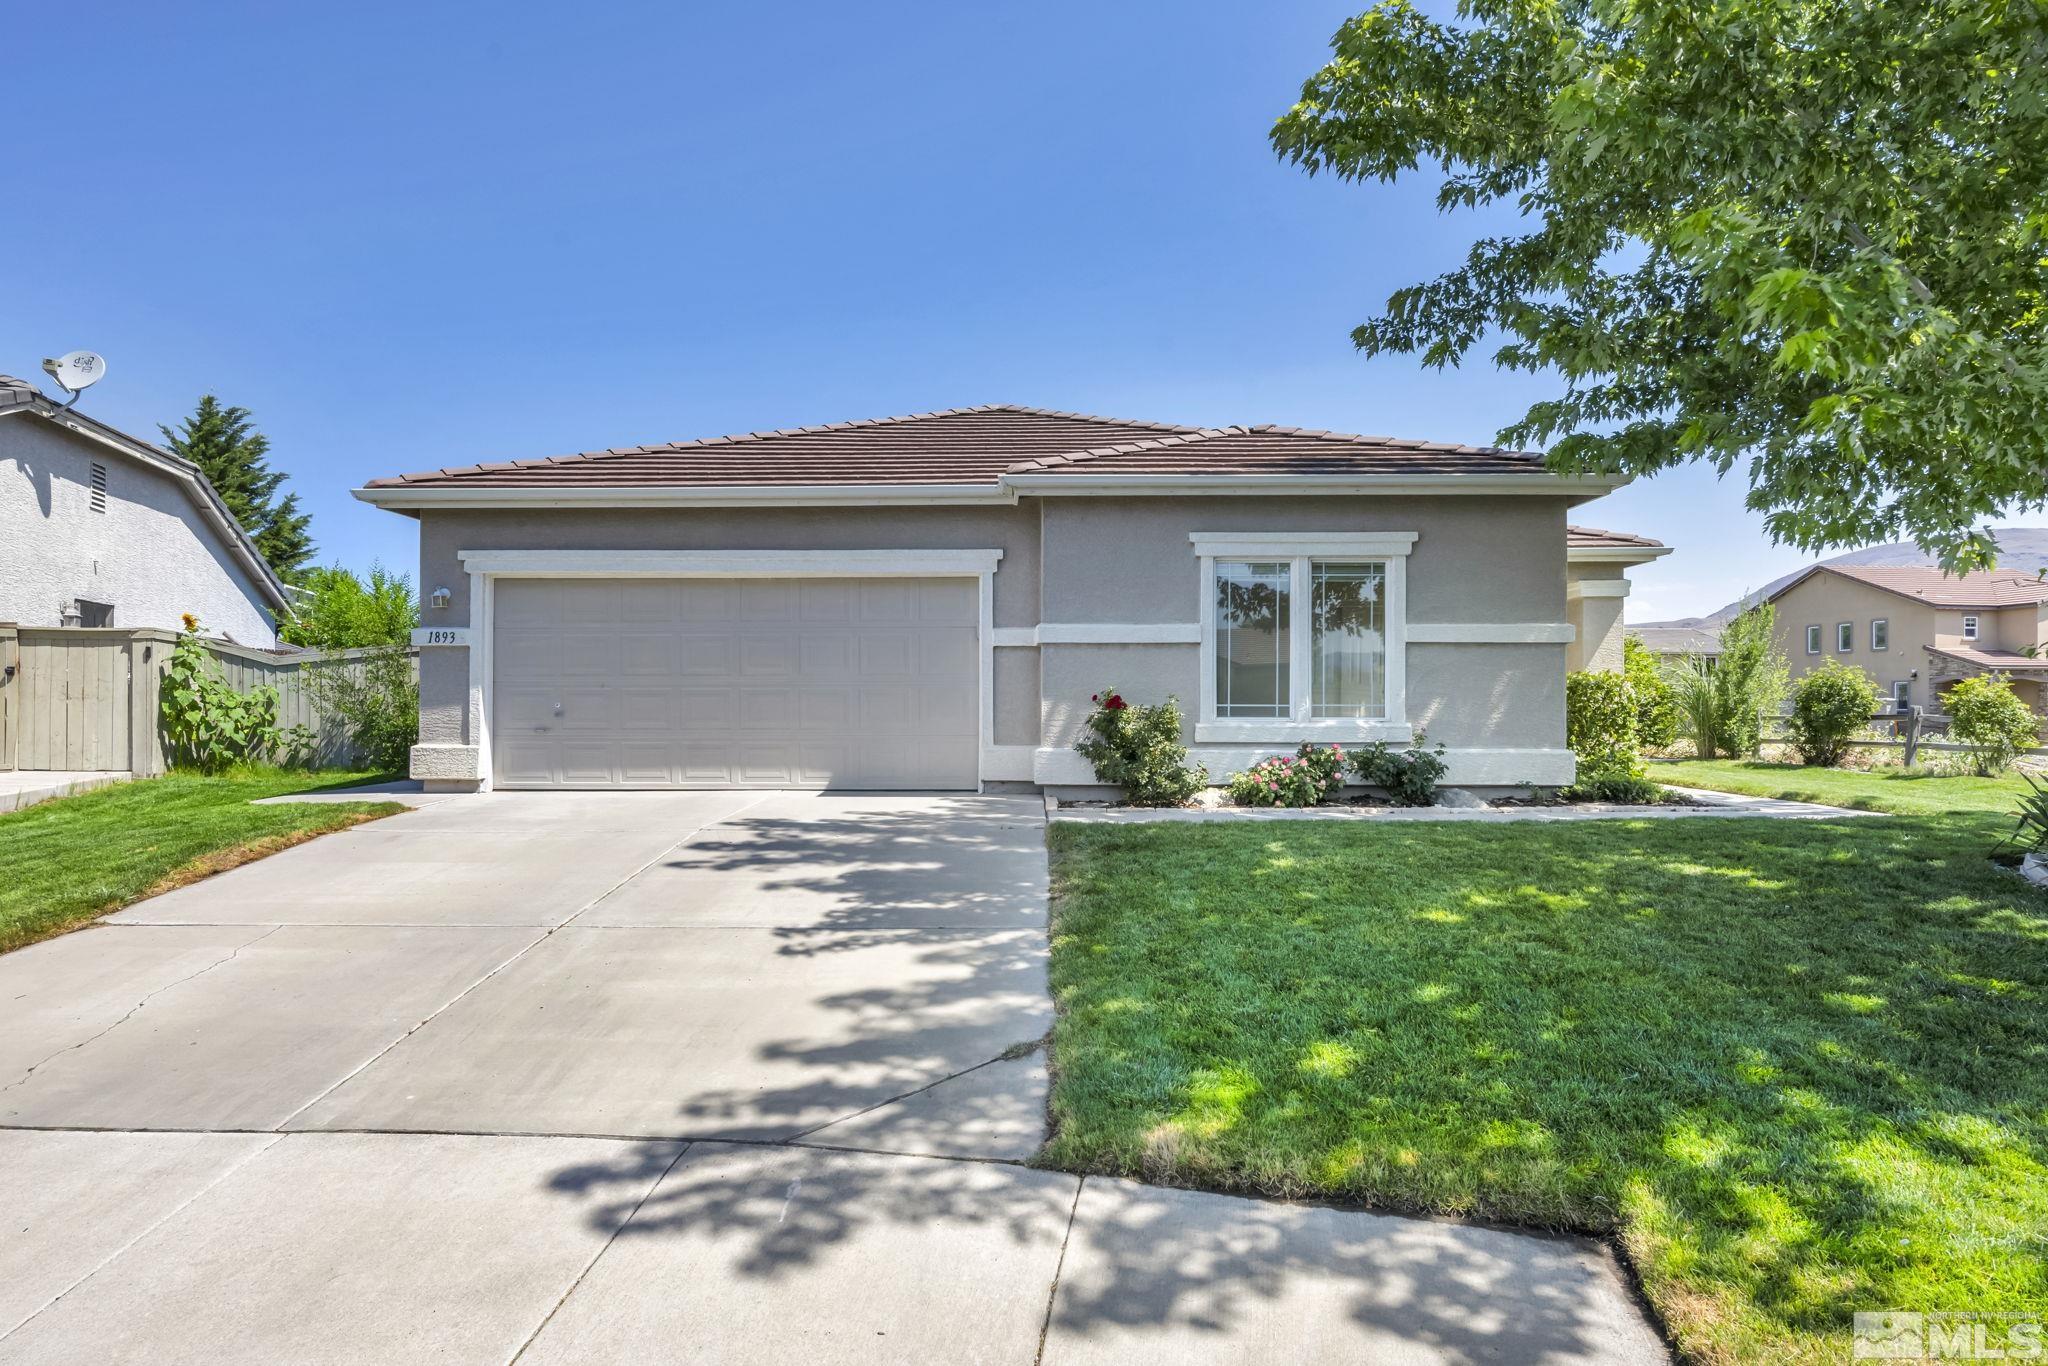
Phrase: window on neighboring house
[
  {"left": 1893, "top": 680, "right": 1911, "bottom": 712},
  {"left": 1963, "top": 615, "right": 1980, "bottom": 641},
  {"left": 1199, "top": 534, "right": 1412, "bottom": 736},
  {"left": 1805, "top": 625, "right": 1822, "bottom": 654},
  {"left": 1837, "top": 621, "right": 1854, "bottom": 652},
  {"left": 1871, "top": 618, "right": 1889, "bottom": 650},
  {"left": 75, "top": 599, "right": 113, "bottom": 627},
  {"left": 88, "top": 462, "right": 107, "bottom": 513}
]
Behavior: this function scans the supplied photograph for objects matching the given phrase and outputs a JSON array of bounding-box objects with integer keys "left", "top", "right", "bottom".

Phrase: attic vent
[{"left": 89, "top": 462, "right": 108, "bottom": 513}]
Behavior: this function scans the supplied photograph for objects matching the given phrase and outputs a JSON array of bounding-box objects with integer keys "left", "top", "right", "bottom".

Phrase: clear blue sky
[{"left": 2, "top": 0, "right": 1823, "bottom": 622}]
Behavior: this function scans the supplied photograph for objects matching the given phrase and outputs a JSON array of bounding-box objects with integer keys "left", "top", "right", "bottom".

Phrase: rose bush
[
  {"left": 1072, "top": 688, "right": 1205, "bottom": 806},
  {"left": 1226, "top": 743, "right": 1347, "bottom": 807}
]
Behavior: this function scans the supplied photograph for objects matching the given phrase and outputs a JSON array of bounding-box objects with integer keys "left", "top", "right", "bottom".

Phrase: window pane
[
  {"left": 1311, "top": 561, "right": 1386, "bottom": 718},
  {"left": 1216, "top": 560, "right": 1290, "bottom": 717}
]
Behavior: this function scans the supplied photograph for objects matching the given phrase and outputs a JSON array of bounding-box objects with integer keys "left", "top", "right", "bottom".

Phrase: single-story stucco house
[
  {"left": 355, "top": 404, "right": 1664, "bottom": 796},
  {"left": 1, "top": 374, "right": 287, "bottom": 644}
]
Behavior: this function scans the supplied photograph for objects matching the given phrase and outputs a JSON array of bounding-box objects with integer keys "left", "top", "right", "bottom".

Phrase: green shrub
[
  {"left": 1564, "top": 669, "right": 1663, "bottom": 802},
  {"left": 1946, "top": 674, "right": 2040, "bottom": 776},
  {"left": 159, "top": 617, "right": 286, "bottom": 773},
  {"left": 1623, "top": 635, "right": 1680, "bottom": 748},
  {"left": 301, "top": 645, "right": 419, "bottom": 774},
  {"left": 1566, "top": 670, "right": 1637, "bottom": 770},
  {"left": 1564, "top": 767, "right": 1666, "bottom": 803},
  {"left": 1073, "top": 689, "right": 1206, "bottom": 805},
  {"left": 1786, "top": 659, "right": 1882, "bottom": 766},
  {"left": 1712, "top": 603, "right": 1788, "bottom": 757},
  {"left": 1348, "top": 734, "right": 1448, "bottom": 806},
  {"left": 1227, "top": 743, "right": 1346, "bottom": 807},
  {"left": 2003, "top": 771, "right": 2048, "bottom": 855}
]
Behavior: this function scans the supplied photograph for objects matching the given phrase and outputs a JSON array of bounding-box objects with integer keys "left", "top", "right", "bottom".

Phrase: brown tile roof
[
  {"left": 1815, "top": 564, "right": 2048, "bottom": 608},
  {"left": 1567, "top": 525, "right": 1665, "bottom": 550},
  {"left": 364, "top": 404, "right": 1550, "bottom": 489}
]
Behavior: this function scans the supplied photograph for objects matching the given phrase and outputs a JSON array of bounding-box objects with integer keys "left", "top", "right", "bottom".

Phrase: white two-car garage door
[{"left": 490, "top": 577, "right": 979, "bottom": 789}]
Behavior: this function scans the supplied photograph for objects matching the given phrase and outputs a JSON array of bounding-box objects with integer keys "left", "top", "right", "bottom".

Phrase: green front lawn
[
  {"left": 0, "top": 770, "right": 405, "bottom": 954},
  {"left": 1043, "top": 772, "right": 2047, "bottom": 1364},
  {"left": 1658, "top": 758, "right": 2030, "bottom": 817}
]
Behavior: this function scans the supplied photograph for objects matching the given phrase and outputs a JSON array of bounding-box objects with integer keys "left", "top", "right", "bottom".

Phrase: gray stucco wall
[
  {"left": 413, "top": 504, "right": 1043, "bottom": 749},
  {"left": 1034, "top": 495, "right": 1570, "bottom": 756},
  {"left": 405, "top": 491, "right": 1578, "bottom": 788},
  {"left": 0, "top": 415, "right": 276, "bottom": 644}
]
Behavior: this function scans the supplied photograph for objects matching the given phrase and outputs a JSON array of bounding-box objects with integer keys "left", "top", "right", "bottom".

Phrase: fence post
[
  {"left": 1903, "top": 705, "right": 1922, "bottom": 767},
  {"left": 126, "top": 631, "right": 170, "bottom": 777}
]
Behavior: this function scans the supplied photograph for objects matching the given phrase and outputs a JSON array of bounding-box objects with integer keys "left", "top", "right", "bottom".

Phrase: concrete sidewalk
[
  {"left": 0, "top": 770, "right": 130, "bottom": 813},
  {"left": 0, "top": 789, "right": 1667, "bottom": 1364}
]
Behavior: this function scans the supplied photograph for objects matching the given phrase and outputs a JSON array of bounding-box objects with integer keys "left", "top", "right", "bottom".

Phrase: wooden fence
[
  {"left": 1761, "top": 706, "right": 2048, "bottom": 765},
  {"left": 0, "top": 626, "right": 415, "bottom": 775}
]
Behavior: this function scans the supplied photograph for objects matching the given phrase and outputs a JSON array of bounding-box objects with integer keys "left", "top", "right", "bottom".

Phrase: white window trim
[
  {"left": 453, "top": 548, "right": 1004, "bottom": 793},
  {"left": 1190, "top": 533, "right": 1414, "bottom": 743},
  {"left": 1806, "top": 625, "right": 1822, "bottom": 655},
  {"left": 1871, "top": 618, "right": 1888, "bottom": 650},
  {"left": 1963, "top": 614, "right": 1980, "bottom": 640},
  {"left": 1836, "top": 621, "right": 1854, "bottom": 653}
]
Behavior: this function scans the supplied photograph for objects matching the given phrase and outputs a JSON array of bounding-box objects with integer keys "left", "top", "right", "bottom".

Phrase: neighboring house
[
  {"left": 1631, "top": 625, "right": 1724, "bottom": 667},
  {"left": 1766, "top": 563, "right": 2048, "bottom": 713},
  {"left": 355, "top": 404, "right": 1659, "bottom": 794},
  {"left": 0, "top": 375, "right": 286, "bottom": 644},
  {"left": 1565, "top": 525, "right": 1671, "bottom": 671}
]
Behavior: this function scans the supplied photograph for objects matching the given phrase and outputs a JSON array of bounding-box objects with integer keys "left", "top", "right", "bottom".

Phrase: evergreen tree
[{"left": 160, "top": 395, "right": 315, "bottom": 582}]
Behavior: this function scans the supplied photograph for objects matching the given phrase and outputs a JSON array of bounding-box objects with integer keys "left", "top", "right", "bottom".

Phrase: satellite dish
[{"left": 40, "top": 351, "right": 106, "bottom": 408}]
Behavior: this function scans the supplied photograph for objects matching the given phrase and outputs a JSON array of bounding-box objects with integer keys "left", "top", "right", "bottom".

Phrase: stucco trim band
[
  {"left": 1566, "top": 580, "right": 1632, "bottom": 601},
  {"left": 991, "top": 623, "right": 1202, "bottom": 647},
  {"left": 1408, "top": 623, "right": 1576, "bottom": 644}
]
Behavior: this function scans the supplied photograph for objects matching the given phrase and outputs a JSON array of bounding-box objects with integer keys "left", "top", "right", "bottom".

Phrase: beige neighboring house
[
  {"left": 1565, "top": 526, "right": 1671, "bottom": 671},
  {"left": 1765, "top": 564, "right": 2048, "bottom": 713},
  {"left": 356, "top": 404, "right": 1674, "bottom": 796}
]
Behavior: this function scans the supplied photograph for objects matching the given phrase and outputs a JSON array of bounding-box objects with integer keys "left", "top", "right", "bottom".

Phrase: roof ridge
[
  {"left": 1005, "top": 423, "right": 1543, "bottom": 474},
  {"left": 1004, "top": 428, "right": 1246, "bottom": 473}
]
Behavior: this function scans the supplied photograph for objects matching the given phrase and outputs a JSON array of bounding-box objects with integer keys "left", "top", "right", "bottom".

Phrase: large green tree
[
  {"left": 160, "top": 396, "right": 315, "bottom": 582},
  {"left": 1274, "top": 0, "right": 2048, "bottom": 569}
]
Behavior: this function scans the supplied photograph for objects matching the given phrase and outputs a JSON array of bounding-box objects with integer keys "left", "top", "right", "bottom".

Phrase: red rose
[{"left": 1105, "top": 694, "right": 1127, "bottom": 711}]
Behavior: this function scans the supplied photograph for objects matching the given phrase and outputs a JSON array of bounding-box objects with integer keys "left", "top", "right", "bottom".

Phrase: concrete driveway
[{"left": 0, "top": 790, "right": 1664, "bottom": 1364}]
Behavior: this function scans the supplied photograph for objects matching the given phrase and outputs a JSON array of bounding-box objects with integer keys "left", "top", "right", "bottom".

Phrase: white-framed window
[
  {"left": 1892, "top": 680, "right": 1911, "bottom": 711},
  {"left": 1805, "top": 625, "right": 1821, "bottom": 655},
  {"left": 1963, "top": 614, "right": 1980, "bottom": 640},
  {"left": 1193, "top": 532, "right": 1414, "bottom": 741},
  {"left": 1871, "top": 618, "right": 1888, "bottom": 650},
  {"left": 1837, "top": 621, "right": 1854, "bottom": 652}
]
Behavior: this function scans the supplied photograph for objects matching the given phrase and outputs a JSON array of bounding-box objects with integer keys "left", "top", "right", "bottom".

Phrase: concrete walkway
[
  {"left": 0, "top": 770, "right": 130, "bottom": 814},
  {"left": 0, "top": 790, "right": 1664, "bottom": 1364}
]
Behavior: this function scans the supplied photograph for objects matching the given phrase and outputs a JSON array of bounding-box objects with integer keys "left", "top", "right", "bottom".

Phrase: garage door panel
[
  {"left": 493, "top": 577, "right": 978, "bottom": 790},
  {"left": 740, "top": 637, "right": 796, "bottom": 677}
]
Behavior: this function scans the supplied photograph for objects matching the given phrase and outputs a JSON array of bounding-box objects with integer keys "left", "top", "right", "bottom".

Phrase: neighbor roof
[
  {"left": 0, "top": 375, "right": 291, "bottom": 613},
  {"left": 1772, "top": 563, "right": 2048, "bottom": 609},
  {"left": 361, "top": 403, "right": 1552, "bottom": 491},
  {"left": 1631, "top": 625, "right": 1723, "bottom": 656},
  {"left": 1926, "top": 645, "right": 2048, "bottom": 671}
]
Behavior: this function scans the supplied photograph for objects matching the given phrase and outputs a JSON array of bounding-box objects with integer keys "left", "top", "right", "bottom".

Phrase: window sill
[{"left": 1196, "top": 719, "right": 1414, "bottom": 744}]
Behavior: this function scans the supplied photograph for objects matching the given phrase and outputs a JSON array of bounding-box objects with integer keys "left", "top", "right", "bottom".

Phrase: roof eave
[
  {"left": 1001, "top": 472, "right": 1625, "bottom": 503},
  {"left": 1569, "top": 544, "right": 1674, "bottom": 566},
  {"left": 352, "top": 482, "right": 1016, "bottom": 510}
]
